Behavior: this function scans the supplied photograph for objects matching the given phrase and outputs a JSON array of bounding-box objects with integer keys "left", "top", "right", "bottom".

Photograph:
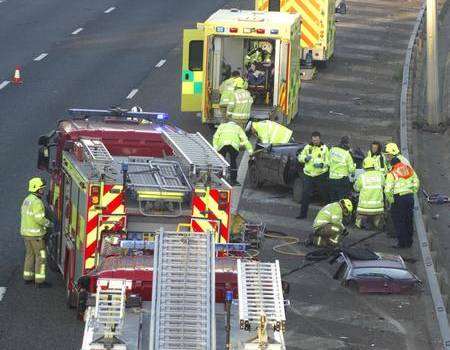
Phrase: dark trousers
[
  {"left": 219, "top": 145, "right": 239, "bottom": 182},
  {"left": 329, "top": 177, "right": 351, "bottom": 202},
  {"left": 300, "top": 172, "right": 329, "bottom": 217},
  {"left": 390, "top": 193, "right": 414, "bottom": 247}
]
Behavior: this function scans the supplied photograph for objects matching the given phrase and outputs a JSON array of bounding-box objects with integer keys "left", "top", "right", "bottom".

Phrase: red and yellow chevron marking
[
  {"left": 84, "top": 184, "right": 125, "bottom": 271},
  {"left": 256, "top": 0, "right": 323, "bottom": 49},
  {"left": 191, "top": 188, "right": 230, "bottom": 243}
]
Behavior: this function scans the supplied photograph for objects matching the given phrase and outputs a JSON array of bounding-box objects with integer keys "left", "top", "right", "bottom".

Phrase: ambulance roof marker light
[
  {"left": 256, "top": 28, "right": 265, "bottom": 34},
  {"left": 243, "top": 28, "right": 253, "bottom": 34},
  {"left": 216, "top": 26, "right": 225, "bottom": 33},
  {"left": 270, "top": 29, "right": 279, "bottom": 34},
  {"left": 229, "top": 27, "right": 238, "bottom": 33}
]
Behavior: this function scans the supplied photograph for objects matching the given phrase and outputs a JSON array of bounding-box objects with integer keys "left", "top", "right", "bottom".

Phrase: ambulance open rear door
[{"left": 181, "top": 28, "right": 205, "bottom": 113}]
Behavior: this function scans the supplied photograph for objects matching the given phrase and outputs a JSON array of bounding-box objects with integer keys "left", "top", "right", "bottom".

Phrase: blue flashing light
[
  {"left": 270, "top": 29, "right": 279, "bottom": 34},
  {"left": 156, "top": 113, "right": 169, "bottom": 121},
  {"left": 216, "top": 26, "right": 225, "bottom": 33}
]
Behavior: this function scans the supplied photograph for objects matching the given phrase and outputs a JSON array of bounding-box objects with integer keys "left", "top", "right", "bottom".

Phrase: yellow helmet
[
  {"left": 362, "top": 157, "right": 375, "bottom": 169},
  {"left": 385, "top": 142, "right": 400, "bottom": 156},
  {"left": 339, "top": 199, "right": 353, "bottom": 215},
  {"left": 259, "top": 41, "right": 273, "bottom": 53},
  {"left": 29, "top": 177, "right": 46, "bottom": 193},
  {"left": 234, "top": 77, "right": 246, "bottom": 89}
]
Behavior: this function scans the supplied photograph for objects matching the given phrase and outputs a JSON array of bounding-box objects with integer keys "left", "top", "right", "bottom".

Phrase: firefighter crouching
[
  {"left": 213, "top": 119, "right": 253, "bottom": 186},
  {"left": 310, "top": 199, "right": 353, "bottom": 248},
  {"left": 21, "top": 177, "right": 52, "bottom": 287},
  {"left": 354, "top": 157, "right": 385, "bottom": 230},
  {"left": 246, "top": 118, "right": 293, "bottom": 145},
  {"left": 226, "top": 78, "right": 254, "bottom": 129},
  {"left": 384, "top": 148, "right": 419, "bottom": 249}
]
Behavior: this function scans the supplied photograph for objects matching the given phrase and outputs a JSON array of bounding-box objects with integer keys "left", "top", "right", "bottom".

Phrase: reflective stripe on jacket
[
  {"left": 253, "top": 120, "right": 292, "bottom": 144},
  {"left": 213, "top": 121, "right": 253, "bottom": 154},
  {"left": 227, "top": 89, "right": 253, "bottom": 121},
  {"left": 354, "top": 170, "right": 385, "bottom": 213},
  {"left": 219, "top": 77, "right": 237, "bottom": 106},
  {"left": 384, "top": 162, "right": 420, "bottom": 203},
  {"left": 313, "top": 202, "right": 344, "bottom": 230},
  {"left": 298, "top": 143, "right": 329, "bottom": 177},
  {"left": 21, "top": 193, "right": 50, "bottom": 237},
  {"left": 329, "top": 146, "right": 356, "bottom": 179}
]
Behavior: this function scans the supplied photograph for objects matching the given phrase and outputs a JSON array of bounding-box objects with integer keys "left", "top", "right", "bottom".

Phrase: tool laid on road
[{"left": 422, "top": 189, "right": 449, "bottom": 205}]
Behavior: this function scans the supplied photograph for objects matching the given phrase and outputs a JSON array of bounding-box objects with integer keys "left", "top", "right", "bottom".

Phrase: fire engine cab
[{"left": 37, "top": 108, "right": 234, "bottom": 305}]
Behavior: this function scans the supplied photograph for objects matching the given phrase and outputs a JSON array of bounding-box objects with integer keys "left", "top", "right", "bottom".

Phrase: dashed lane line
[
  {"left": 126, "top": 89, "right": 139, "bottom": 99},
  {"left": 104, "top": 6, "right": 115, "bottom": 14},
  {"left": 0, "top": 80, "right": 10, "bottom": 90},
  {"left": 155, "top": 59, "right": 167, "bottom": 68},
  {"left": 71, "top": 27, "right": 83, "bottom": 35},
  {"left": 0, "top": 287, "right": 6, "bottom": 301},
  {"left": 34, "top": 53, "right": 48, "bottom": 62}
]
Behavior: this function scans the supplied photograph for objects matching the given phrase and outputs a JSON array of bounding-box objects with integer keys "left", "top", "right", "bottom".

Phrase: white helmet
[{"left": 131, "top": 106, "right": 143, "bottom": 113}]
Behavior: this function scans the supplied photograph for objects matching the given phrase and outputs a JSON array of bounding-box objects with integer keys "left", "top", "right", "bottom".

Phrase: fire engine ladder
[
  {"left": 162, "top": 129, "right": 229, "bottom": 177},
  {"left": 149, "top": 229, "right": 215, "bottom": 350},
  {"left": 91, "top": 279, "right": 127, "bottom": 346},
  {"left": 80, "top": 138, "right": 115, "bottom": 176},
  {"left": 237, "top": 259, "right": 286, "bottom": 349}
]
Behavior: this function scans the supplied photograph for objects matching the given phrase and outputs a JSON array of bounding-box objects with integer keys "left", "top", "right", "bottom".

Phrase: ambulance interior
[{"left": 210, "top": 37, "right": 286, "bottom": 115}]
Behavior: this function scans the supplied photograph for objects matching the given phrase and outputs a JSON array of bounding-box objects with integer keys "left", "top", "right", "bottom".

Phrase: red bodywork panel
[{"left": 87, "top": 255, "right": 238, "bottom": 303}]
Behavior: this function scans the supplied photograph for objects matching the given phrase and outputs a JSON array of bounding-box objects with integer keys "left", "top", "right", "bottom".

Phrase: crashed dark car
[{"left": 333, "top": 252, "right": 422, "bottom": 294}]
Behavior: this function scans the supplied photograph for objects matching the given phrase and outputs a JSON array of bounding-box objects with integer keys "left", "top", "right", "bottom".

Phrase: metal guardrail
[{"left": 400, "top": 4, "right": 450, "bottom": 348}]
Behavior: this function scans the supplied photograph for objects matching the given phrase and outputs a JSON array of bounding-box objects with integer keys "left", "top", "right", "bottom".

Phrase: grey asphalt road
[{"left": 0, "top": 1, "right": 251, "bottom": 349}]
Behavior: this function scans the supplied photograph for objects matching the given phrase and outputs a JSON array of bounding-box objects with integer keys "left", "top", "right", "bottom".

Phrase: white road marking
[
  {"left": 126, "top": 89, "right": 139, "bottom": 99},
  {"left": 155, "top": 59, "right": 167, "bottom": 68},
  {"left": 34, "top": 53, "right": 48, "bottom": 61},
  {"left": 71, "top": 27, "right": 83, "bottom": 35},
  {"left": 104, "top": 6, "right": 115, "bottom": 13},
  {"left": 0, "top": 1, "right": 6, "bottom": 3},
  {"left": 0, "top": 80, "right": 10, "bottom": 90},
  {"left": 0, "top": 287, "right": 6, "bottom": 301}
]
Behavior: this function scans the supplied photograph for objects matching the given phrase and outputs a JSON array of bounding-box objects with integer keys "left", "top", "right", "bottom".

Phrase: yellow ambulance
[
  {"left": 256, "top": 0, "right": 336, "bottom": 64},
  {"left": 181, "top": 9, "right": 302, "bottom": 125}
]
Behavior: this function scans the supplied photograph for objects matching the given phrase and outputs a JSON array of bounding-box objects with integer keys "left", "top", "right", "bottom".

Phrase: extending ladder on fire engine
[
  {"left": 92, "top": 279, "right": 127, "bottom": 345},
  {"left": 237, "top": 259, "right": 286, "bottom": 349},
  {"left": 149, "top": 229, "right": 215, "bottom": 350},
  {"left": 80, "top": 139, "right": 115, "bottom": 176}
]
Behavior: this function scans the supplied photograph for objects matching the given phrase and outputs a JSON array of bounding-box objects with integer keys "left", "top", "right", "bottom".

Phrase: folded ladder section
[
  {"left": 150, "top": 230, "right": 216, "bottom": 350},
  {"left": 237, "top": 260, "right": 286, "bottom": 332}
]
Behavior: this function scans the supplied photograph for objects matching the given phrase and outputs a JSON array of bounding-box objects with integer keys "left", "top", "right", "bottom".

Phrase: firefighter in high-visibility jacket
[
  {"left": 384, "top": 155, "right": 419, "bottom": 248},
  {"left": 311, "top": 199, "right": 353, "bottom": 247},
  {"left": 297, "top": 131, "right": 330, "bottom": 219},
  {"left": 21, "top": 177, "right": 52, "bottom": 287},
  {"left": 246, "top": 119, "right": 293, "bottom": 144},
  {"left": 213, "top": 120, "right": 253, "bottom": 186},
  {"left": 328, "top": 136, "right": 356, "bottom": 202},
  {"left": 226, "top": 79, "right": 254, "bottom": 129},
  {"left": 354, "top": 157, "right": 385, "bottom": 229},
  {"left": 384, "top": 142, "right": 410, "bottom": 170}
]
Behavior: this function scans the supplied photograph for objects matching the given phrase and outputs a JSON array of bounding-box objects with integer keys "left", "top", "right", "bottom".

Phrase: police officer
[
  {"left": 227, "top": 79, "right": 254, "bottom": 129},
  {"left": 246, "top": 118, "right": 293, "bottom": 144},
  {"left": 21, "top": 177, "right": 52, "bottom": 287},
  {"left": 328, "top": 136, "right": 355, "bottom": 202},
  {"left": 213, "top": 120, "right": 253, "bottom": 186},
  {"left": 354, "top": 157, "right": 385, "bottom": 229},
  {"left": 311, "top": 199, "right": 353, "bottom": 247},
  {"left": 384, "top": 152, "right": 419, "bottom": 248},
  {"left": 297, "top": 131, "right": 330, "bottom": 219},
  {"left": 366, "top": 141, "right": 387, "bottom": 174}
]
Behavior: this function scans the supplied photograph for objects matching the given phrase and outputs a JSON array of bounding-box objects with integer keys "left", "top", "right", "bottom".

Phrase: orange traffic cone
[{"left": 12, "top": 65, "right": 23, "bottom": 85}]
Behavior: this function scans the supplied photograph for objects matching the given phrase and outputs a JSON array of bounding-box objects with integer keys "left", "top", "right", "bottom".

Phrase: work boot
[
  {"left": 24, "top": 280, "right": 33, "bottom": 285},
  {"left": 35, "top": 281, "right": 52, "bottom": 288}
]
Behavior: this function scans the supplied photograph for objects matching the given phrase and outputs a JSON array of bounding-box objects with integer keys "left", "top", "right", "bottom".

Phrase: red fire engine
[{"left": 37, "top": 108, "right": 239, "bottom": 307}]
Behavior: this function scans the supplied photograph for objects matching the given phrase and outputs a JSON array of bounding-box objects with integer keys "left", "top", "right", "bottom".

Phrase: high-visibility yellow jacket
[
  {"left": 20, "top": 193, "right": 51, "bottom": 237},
  {"left": 386, "top": 154, "right": 410, "bottom": 171},
  {"left": 253, "top": 120, "right": 293, "bottom": 144},
  {"left": 313, "top": 202, "right": 344, "bottom": 230},
  {"left": 219, "top": 77, "right": 237, "bottom": 106},
  {"left": 213, "top": 121, "right": 253, "bottom": 154},
  {"left": 298, "top": 143, "right": 329, "bottom": 177},
  {"left": 354, "top": 169, "right": 385, "bottom": 214},
  {"left": 384, "top": 162, "right": 420, "bottom": 204},
  {"left": 329, "top": 146, "right": 356, "bottom": 179},
  {"left": 227, "top": 89, "right": 253, "bottom": 121},
  {"left": 366, "top": 150, "right": 387, "bottom": 174}
]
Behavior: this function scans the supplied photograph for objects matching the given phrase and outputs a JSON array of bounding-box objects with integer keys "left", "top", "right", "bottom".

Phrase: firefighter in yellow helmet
[
  {"left": 384, "top": 143, "right": 410, "bottom": 170},
  {"left": 21, "top": 177, "right": 52, "bottom": 287},
  {"left": 311, "top": 199, "right": 353, "bottom": 248}
]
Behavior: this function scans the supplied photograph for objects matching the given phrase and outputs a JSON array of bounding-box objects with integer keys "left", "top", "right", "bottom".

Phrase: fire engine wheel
[
  {"left": 248, "top": 161, "right": 263, "bottom": 189},
  {"left": 292, "top": 177, "right": 303, "bottom": 203},
  {"left": 67, "top": 288, "right": 78, "bottom": 309}
]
